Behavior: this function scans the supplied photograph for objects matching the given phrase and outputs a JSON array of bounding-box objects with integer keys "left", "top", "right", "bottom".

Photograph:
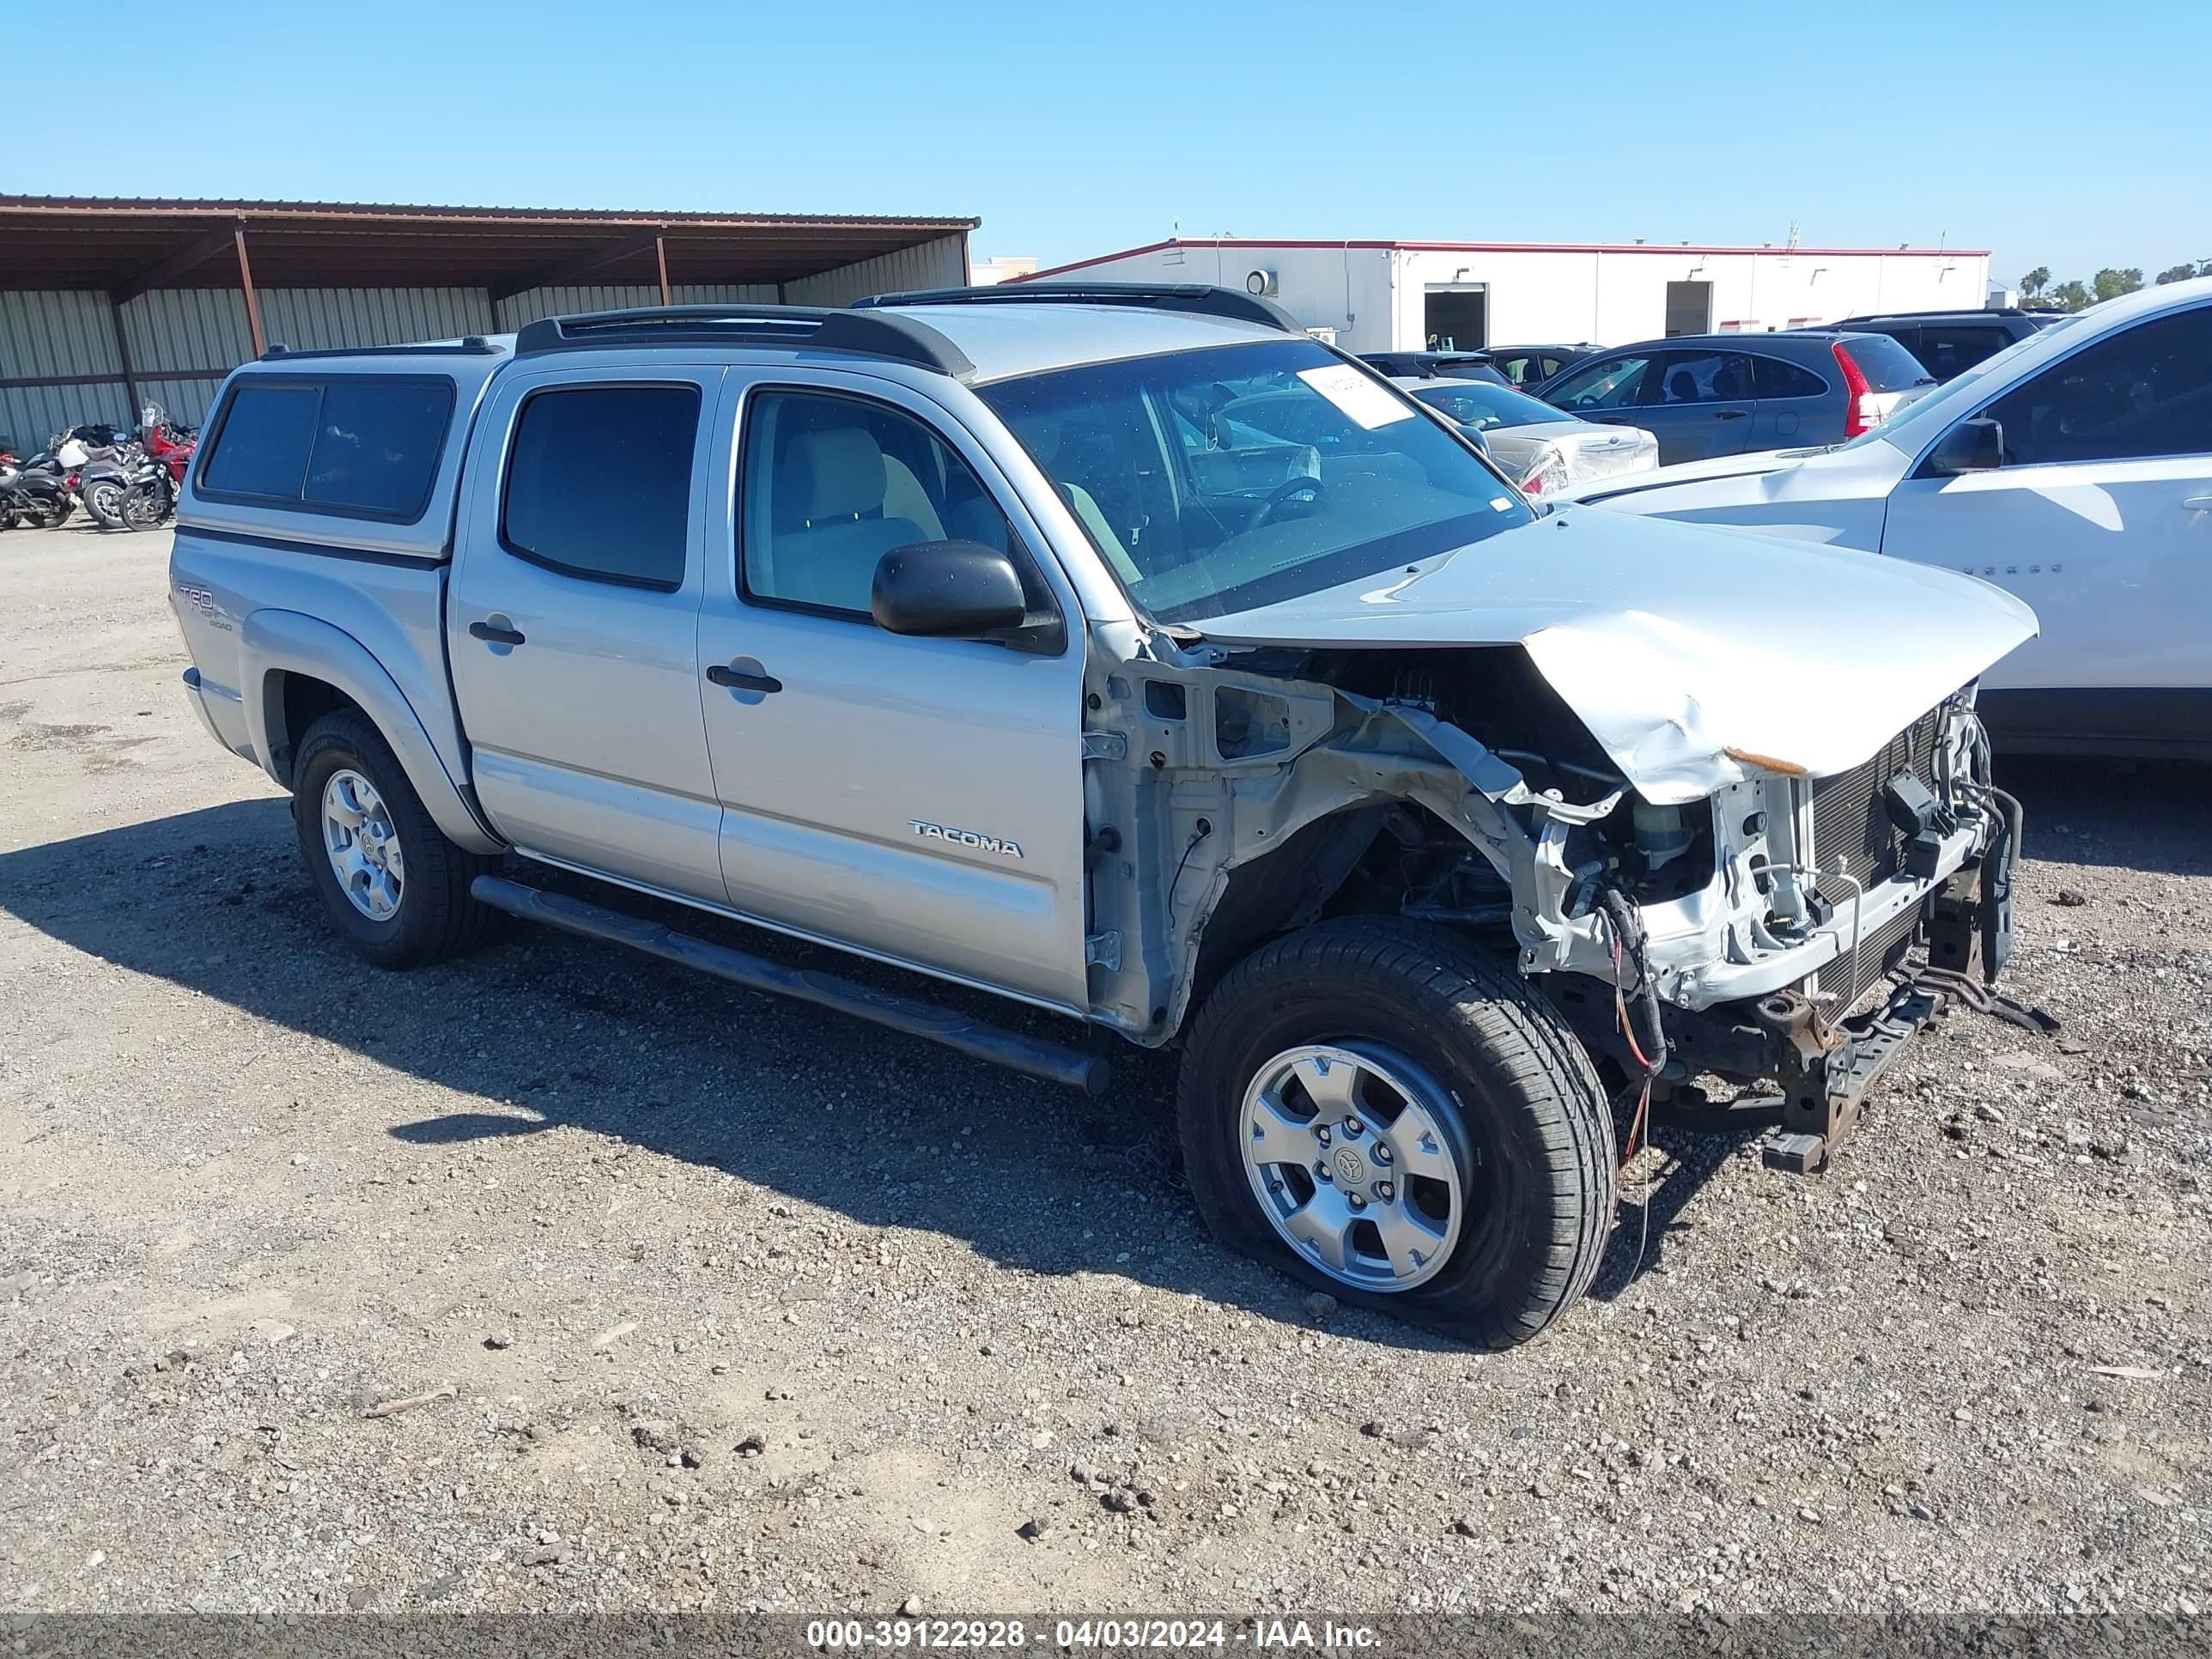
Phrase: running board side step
[{"left": 470, "top": 875, "right": 1110, "bottom": 1097}]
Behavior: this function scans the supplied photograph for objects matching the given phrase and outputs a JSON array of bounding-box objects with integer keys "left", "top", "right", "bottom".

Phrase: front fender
[{"left": 241, "top": 609, "right": 504, "bottom": 854}]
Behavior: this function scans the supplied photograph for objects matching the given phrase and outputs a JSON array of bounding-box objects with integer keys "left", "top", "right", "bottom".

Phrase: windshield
[
  {"left": 976, "top": 340, "right": 1533, "bottom": 623},
  {"left": 1407, "top": 380, "right": 1565, "bottom": 431}
]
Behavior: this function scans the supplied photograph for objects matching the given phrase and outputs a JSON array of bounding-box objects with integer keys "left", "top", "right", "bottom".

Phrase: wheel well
[
  {"left": 1192, "top": 799, "right": 1497, "bottom": 998},
  {"left": 270, "top": 672, "right": 361, "bottom": 788}
]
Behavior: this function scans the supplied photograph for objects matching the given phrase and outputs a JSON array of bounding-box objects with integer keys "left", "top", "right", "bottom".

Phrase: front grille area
[{"left": 1807, "top": 707, "right": 1944, "bottom": 892}]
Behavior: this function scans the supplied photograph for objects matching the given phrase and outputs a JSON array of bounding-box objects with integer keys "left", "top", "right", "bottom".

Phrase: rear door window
[
  {"left": 1653, "top": 351, "right": 1757, "bottom": 404},
  {"left": 500, "top": 385, "right": 702, "bottom": 588},
  {"left": 199, "top": 376, "right": 454, "bottom": 520},
  {"left": 1751, "top": 356, "right": 1830, "bottom": 399},
  {"left": 1981, "top": 306, "right": 2212, "bottom": 465}
]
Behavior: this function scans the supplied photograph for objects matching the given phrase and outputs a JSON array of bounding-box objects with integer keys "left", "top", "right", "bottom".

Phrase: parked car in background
[
  {"left": 1533, "top": 331, "right": 1936, "bottom": 464},
  {"left": 1391, "top": 375, "right": 1657, "bottom": 498},
  {"left": 1571, "top": 277, "right": 2212, "bottom": 757},
  {"left": 1358, "top": 350, "right": 1510, "bottom": 386},
  {"left": 1802, "top": 307, "right": 2073, "bottom": 383},
  {"left": 1487, "top": 344, "right": 1597, "bottom": 387}
]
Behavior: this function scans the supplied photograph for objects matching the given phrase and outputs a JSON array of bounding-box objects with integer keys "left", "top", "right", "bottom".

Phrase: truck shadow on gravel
[
  {"left": 5, "top": 799, "right": 1508, "bottom": 1351},
  {"left": 10, "top": 781, "right": 2120, "bottom": 1343}
]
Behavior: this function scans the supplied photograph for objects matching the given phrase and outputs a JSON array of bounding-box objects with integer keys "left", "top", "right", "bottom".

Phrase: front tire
[
  {"left": 1177, "top": 919, "right": 1614, "bottom": 1348},
  {"left": 121, "top": 483, "right": 171, "bottom": 529},
  {"left": 290, "top": 708, "right": 494, "bottom": 969},
  {"left": 84, "top": 480, "right": 126, "bottom": 528}
]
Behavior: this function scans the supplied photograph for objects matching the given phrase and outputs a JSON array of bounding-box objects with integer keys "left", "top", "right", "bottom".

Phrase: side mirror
[
  {"left": 1458, "top": 423, "right": 1492, "bottom": 455},
  {"left": 872, "top": 539, "right": 1033, "bottom": 641},
  {"left": 1923, "top": 416, "right": 2003, "bottom": 477}
]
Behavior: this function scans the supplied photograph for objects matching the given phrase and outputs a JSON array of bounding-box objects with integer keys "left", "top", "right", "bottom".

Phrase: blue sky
[{"left": 8, "top": 0, "right": 2204, "bottom": 290}]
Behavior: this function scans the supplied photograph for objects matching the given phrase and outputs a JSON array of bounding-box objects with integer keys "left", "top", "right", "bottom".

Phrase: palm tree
[{"left": 2020, "top": 266, "right": 2051, "bottom": 298}]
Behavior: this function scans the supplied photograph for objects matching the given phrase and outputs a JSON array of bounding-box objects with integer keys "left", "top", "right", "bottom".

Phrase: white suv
[{"left": 1574, "top": 276, "right": 2212, "bottom": 757}]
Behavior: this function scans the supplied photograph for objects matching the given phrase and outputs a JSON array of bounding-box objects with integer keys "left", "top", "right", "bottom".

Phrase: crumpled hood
[{"left": 1194, "top": 508, "right": 2038, "bottom": 804}]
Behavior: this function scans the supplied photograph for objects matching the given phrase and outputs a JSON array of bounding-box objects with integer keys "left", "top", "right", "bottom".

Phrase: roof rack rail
[
  {"left": 1826, "top": 307, "right": 2040, "bottom": 325},
  {"left": 511, "top": 304, "right": 974, "bottom": 378},
  {"left": 853, "top": 281, "right": 1302, "bottom": 334},
  {"left": 261, "top": 335, "right": 505, "bottom": 362}
]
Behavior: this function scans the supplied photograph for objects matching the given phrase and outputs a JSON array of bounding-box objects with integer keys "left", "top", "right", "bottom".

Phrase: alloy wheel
[
  {"left": 321, "top": 768, "right": 405, "bottom": 921},
  {"left": 1238, "top": 1042, "right": 1466, "bottom": 1291}
]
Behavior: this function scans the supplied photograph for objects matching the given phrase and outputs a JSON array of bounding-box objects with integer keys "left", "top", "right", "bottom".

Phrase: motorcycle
[
  {"left": 142, "top": 403, "right": 197, "bottom": 487},
  {"left": 80, "top": 441, "right": 143, "bottom": 529},
  {"left": 82, "top": 407, "right": 197, "bottom": 530},
  {"left": 0, "top": 441, "right": 80, "bottom": 530},
  {"left": 113, "top": 451, "right": 179, "bottom": 529},
  {"left": 103, "top": 404, "right": 197, "bottom": 529}
]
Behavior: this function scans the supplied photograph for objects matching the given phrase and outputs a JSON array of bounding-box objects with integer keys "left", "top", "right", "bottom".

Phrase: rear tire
[
  {"left": 290, "top": 708, "right": 495, "bottom": 969},
  {"left": 1177, "top": 918, "right": 1614, "bottom": 1348}
]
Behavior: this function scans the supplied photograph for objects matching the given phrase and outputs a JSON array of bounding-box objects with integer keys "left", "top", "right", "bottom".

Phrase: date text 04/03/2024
[{"left": 1057, "top": 1623, "right": 1376, "bottom": 1650}]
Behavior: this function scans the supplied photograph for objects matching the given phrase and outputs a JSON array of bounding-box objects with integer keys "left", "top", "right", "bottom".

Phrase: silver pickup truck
[{"left": 168, "top": 285, "right": 2036, "bottom": 1347}]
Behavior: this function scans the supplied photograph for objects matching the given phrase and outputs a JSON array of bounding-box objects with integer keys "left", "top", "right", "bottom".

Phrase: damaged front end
[{"left": 1080, "top": 636, "right": 2018, "bottom": 1174}]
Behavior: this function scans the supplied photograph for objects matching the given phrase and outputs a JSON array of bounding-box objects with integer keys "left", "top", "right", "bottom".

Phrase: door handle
[
  {"left": 707, "top": 664, "right": 782, "bottom": 694},
  {"left": 1714, "top": 409, "right": 1749, "bottom": 421},
  {"left": 2184, "top": 495, "right": 2212, "bottom": 512},
  {"left": 468, "top": 619, "right": 526, "bottom": 646}
]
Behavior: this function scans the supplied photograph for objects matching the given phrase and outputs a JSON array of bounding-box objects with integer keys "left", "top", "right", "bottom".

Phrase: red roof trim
[{"left": 1020, "top": 237, "right": 1990, "bottom": 281}]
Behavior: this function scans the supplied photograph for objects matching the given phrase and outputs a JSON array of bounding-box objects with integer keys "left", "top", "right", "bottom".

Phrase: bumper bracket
[{"left": 1761, "top": 981, "right": 1944, "bottom": 1174}]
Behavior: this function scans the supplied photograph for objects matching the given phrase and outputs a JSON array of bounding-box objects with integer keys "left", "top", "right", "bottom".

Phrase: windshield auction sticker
[{"left": 1296, "top": 364, "right": 1415, "bottom": 429}]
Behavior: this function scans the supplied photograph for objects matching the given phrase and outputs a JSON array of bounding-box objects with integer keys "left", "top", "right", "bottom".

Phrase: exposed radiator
[
  {"left": 1805, "top": 706, "right": 1944, "bottom": 1009},
  {"left": 1816, "top": 900, "right": 1924, "bottom": 1012},
  {"left": 1807, "top": 707, "right": 1944, "bottom": 892}
]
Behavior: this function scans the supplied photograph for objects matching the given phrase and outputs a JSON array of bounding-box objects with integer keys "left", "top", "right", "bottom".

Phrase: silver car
[{"left": 1393, "top": 375, "right": 1658, "bottom": 499}]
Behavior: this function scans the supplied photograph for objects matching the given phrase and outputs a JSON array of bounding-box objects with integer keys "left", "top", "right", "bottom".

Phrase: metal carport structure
[{"left": 0, "top": 196, "right": 977, "bottom": 445}]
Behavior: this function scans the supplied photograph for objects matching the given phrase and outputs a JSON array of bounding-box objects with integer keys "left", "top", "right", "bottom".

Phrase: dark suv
[
  {"left": 1800, "top": 307, "right": 2069, "bottom": 382},
  {"left": 1530, "top": 330, "right": 1935, "bottom": 464}
]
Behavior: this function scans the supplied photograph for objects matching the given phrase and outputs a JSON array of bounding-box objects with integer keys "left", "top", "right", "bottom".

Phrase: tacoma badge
[{"left": 910, "top": 818, "right": 1024, "bottom": 860}]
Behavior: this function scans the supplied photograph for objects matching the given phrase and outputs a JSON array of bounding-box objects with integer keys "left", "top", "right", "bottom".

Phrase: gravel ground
[{"left": 1, "top": 526, "right": 2207, "bottom": 1618}]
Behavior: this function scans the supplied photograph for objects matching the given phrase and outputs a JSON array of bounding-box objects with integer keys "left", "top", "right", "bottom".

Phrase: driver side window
[
  {"left": 740, "top": 390, "right": 1012, "bottom": 617},
  {"left": 1980, "top": 307, "right": 2212, "bottom": 467},
  {"left": 1544, "top": 353, "right": 1654, "bottom": 410}
]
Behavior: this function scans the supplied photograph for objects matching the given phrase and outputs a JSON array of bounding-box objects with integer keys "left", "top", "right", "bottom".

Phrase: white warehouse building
[{"left": 1018, "top": 237, "right": 1992, "bottom": 353}]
